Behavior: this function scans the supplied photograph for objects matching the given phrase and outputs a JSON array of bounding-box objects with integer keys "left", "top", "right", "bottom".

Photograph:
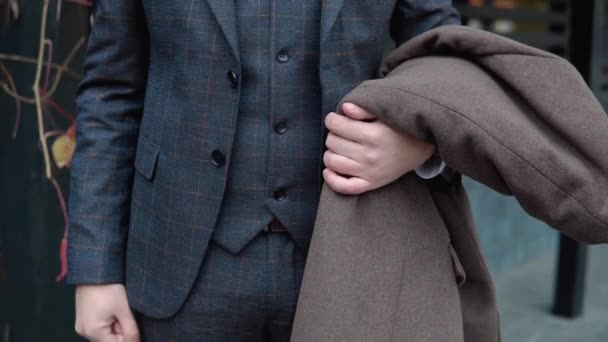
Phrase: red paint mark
[
  {"left": 50, "top": 177, "right": 69, "bottom": 283},
  {"left": 46, "top": 95, "right": 75, "bottom": 121},
  {"left": 56, "top": 236, "right": 68, "bottom": 282}
]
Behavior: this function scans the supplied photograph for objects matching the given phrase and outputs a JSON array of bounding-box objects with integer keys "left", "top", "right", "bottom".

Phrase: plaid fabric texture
[
  {"left": 210, "top": 0, "right": 323, "bottom": 255},
  {"left": 136, "top": 232, "right": 305, "bottom": 341},
  {"left": 67, "top": 0, "right": 460, "bottom": 319}
]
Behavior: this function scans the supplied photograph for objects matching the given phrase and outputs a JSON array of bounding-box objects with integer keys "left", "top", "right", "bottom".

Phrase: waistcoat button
[
  {"left": 276, "top": 49, "right": 290, "bottom": 63},
  {"left": 227, "top": 70, "right": 239, "bottom": 88},
  {"left": 273, "top": 188, "right": 287, "bottom": 201},
  {"left": 274, "top": 121, "right": 288, "bottom": 134},
  {"left": 211, "top": 150, "right": 226, "bottom": 167}
]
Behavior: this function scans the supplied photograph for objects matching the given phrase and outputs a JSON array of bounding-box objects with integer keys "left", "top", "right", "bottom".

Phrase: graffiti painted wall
[{"left": 1, "top": 1, "right": 91, "bottom": 340}]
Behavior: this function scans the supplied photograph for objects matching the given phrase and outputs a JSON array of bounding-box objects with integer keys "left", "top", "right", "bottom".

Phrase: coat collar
[{"left": 207, "top": 0, "right": 345, "bottom": 60}]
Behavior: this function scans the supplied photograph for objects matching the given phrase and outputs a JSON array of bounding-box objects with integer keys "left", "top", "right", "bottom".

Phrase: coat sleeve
[
  {"left": 67, "top": 0, "right": 149, "bottom": 285},
  {"left": 339, "top": 55, "right": 608, "bottom": 245},
  {"left": 390, "top": 0, "right": 461, "bottom": 47},
  {"left": 390, "top": 0, "right": 460, "bottom": 180}
]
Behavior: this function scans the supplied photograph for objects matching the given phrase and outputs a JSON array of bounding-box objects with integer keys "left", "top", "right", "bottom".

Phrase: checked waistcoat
[{"left": 211, "top": 0, "right": 324, "bottom": 254}]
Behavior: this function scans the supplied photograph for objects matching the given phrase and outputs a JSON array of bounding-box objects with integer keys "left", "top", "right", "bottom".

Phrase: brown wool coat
[{"left": 290, "top": 26, "right": 608, "bottom": 342}]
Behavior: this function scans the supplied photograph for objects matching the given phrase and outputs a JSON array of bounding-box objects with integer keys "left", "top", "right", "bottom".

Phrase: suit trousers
[{"left": 136, "top": 226, "right": 306, "bottom": 341}]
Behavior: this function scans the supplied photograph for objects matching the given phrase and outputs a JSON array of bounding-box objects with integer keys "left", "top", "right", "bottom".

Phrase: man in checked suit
[{"left": 67, "top": 0, "right": 460, "bottom": 340}]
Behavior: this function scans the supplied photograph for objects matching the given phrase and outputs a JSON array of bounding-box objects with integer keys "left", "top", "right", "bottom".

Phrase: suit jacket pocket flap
[
  {"left": 449, "top": 243, "right": 466, "bottom": 286},
  {"left": 134, "top": 136, "right": 160, "bottom": 181}
]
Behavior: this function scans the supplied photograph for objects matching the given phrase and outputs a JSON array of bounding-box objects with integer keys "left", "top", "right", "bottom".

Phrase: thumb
[
  {"left": 341, "top": 102, "right": 376, "bottom": 121},
  {"left": 114, "top": 308, "right": 140, "bottom": 342}
]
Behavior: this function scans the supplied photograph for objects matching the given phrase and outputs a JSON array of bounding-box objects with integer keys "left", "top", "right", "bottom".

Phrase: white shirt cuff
[{"left": 414, "top": 152, "right": 446, "bottom": 180}]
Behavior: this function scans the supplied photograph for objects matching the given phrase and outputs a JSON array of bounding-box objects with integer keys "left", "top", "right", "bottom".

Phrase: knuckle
[
  {"left": 75, "top": 319, "right": 96, "bottom": 338},
  {"left": 366, "top": 129, "right": 381, "bottom": 142},
  {"left": 369, "top": 170, "right": 381, "bottom": 182},
  {"left": 364, "top": 150, "right": 379, "bottom": 163},
  {"left": 76, "top": 326, "right": 89, "bottom": 337},
  {"left": 74, "top": 321, "right": 85, "bottom": 335},
  {"left": 83, "top": 329, "right": 94, "bottom": 338},
  {"left": 362, "top": 131, "right": 374, "bottom": 143}
]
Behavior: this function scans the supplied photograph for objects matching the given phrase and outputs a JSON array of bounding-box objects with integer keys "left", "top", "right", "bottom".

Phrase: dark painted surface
[{"left": 0, "top": 1, "right": 88, "bottom": 341}]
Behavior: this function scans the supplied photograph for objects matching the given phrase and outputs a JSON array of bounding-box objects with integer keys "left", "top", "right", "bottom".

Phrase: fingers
[
  {"left": 113, "top": 321, "right": 124, "bottom": 335},
  {"left": 323, "top": 168, "right": 371, "bottom": 195},
  {"left": 98, "top": 332, "right": 121, "bottom": 342},
  {"left": 84, "top": 310, "right": 139, "bottom": 342},
  {"left": 323, "top": 150, "right": 362, "bottom": 177},
  {"left": 75, "top": 318, "right": 113, "bottom": 342},
  {"left": 324, "top": 112, "right": 374, "bottom": 143},
  {"left": 115, "top": 308, "right": 140, "bottom": 342},
  {"left": 77, "top": 321, "right": 122, "bottom": 342},
  {"left": 80, "top": 324, "right": 119, "bottom": 342},
  {"left": 74, "top": 284, "right": 138, "bottom": 342},
  {"left": 341, "top": 102, "right": 377, "bottom": 121},
  {"left": 325, "top": 132, "right": 363, "bottom": 161}
]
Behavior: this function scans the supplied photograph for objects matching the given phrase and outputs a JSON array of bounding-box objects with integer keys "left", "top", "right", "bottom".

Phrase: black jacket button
[
  {"left": 274, "top": 121, "right": 288, "bottom": 134},
  {"left": 276, "top": 50, "right": 290, "bottom": 63},
  {"left": 273, "top": 188, "right": 287, "bottom": 201},
  {"left": 227, "top": 70, "right": 239, "bottom": 88},
  {"left": 211, "top": 150, "right": 226, "bottom": 167}
]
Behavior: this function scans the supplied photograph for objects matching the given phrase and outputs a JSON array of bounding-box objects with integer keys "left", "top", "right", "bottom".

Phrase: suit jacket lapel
[
  {"left": 207, "top": 0, "right": 240, "bottom": 61},
  {"left": 320, "top": 0, "right": 345, "bottom": 44}
]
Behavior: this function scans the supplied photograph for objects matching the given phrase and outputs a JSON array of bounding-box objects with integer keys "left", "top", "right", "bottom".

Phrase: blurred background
[{"left": 0, "top": 0, "right": 607, "bottom": 341}]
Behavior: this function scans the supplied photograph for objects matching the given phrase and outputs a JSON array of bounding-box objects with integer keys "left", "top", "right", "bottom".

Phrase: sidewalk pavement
[{"left": 497, "top": 244, "right": 608, "bottom": 341}]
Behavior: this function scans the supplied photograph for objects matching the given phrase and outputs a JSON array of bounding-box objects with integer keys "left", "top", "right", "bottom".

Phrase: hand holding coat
[{"left": 291, "top": 26, "right": 608, "bottom": 342}]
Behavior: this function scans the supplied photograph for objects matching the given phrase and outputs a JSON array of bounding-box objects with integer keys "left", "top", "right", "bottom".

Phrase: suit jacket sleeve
[
  {"left": 390, "top": 0, "right": 461, "bottom": 47},
  {"left": 66, "top": 0, "right": 149, "bottom": 285}
]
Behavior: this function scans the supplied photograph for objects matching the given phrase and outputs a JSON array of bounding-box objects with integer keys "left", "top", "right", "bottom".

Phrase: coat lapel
[
  {"left": 320, "top": 0, "right": 345, "bottom": 44},
  {"left": 207, "top": 0, "right": 240, "bottom": 61}
]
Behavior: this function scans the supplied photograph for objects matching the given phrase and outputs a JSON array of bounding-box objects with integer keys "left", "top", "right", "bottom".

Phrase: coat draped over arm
[{"left": 291, "top": 26, "right": 608, "bottom": 342}]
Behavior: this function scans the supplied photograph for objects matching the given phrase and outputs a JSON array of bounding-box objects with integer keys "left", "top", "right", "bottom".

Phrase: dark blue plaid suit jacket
[{"left": 67, "top": 0, "right": 460, "bottom": 318}]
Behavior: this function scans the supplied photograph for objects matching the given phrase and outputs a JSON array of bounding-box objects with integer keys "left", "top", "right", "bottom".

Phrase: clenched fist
[
  {"left": 323, "top": 102, "right": 435, "bottom": 195},
  {"left": 74, "top": 284, "right": 140, "bottom": 342}
]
